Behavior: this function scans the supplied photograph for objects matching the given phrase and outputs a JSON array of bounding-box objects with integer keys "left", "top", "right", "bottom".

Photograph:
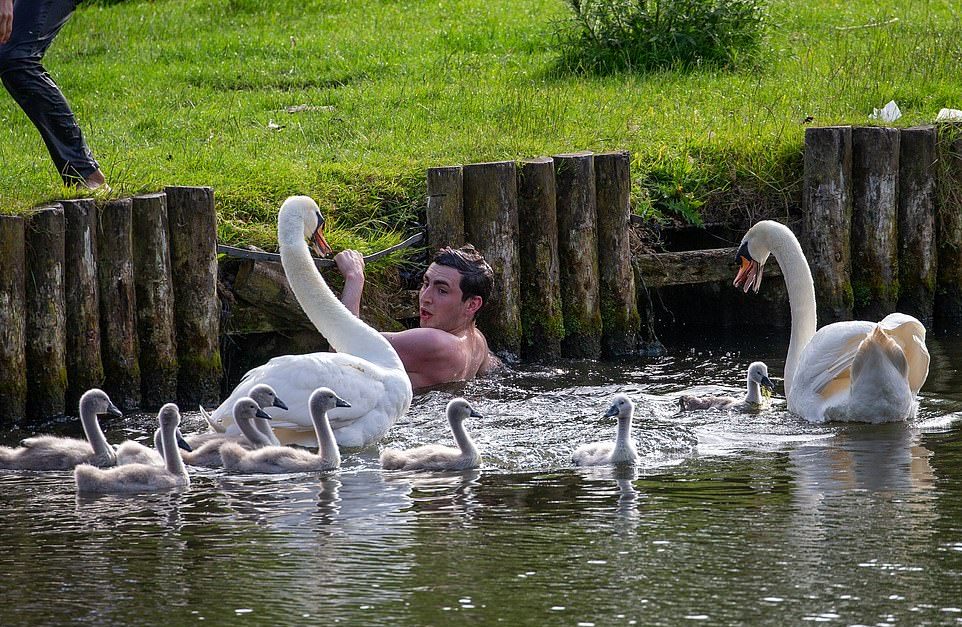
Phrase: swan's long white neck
[
  {"left": 161, "top": 422, "right": 188, "bottom": 477},
  {"left": 744, "top": 378, "right": 762, "bottom": 404},
  {"left": 762, "top": 223, "right": 817, "bottom": 397},
  {"left": 256, "top": 418, "right": 281, "bottom": 446},
  {"left": 79, "top": 400, "right": 113, "bottom": 460},
  {"left": 278, "top": 200, "right": 404, "bottom": 370},
  {"left": 237, "top": 415, "right": 272, "bottom": 447},
  {"left": 614, "top": 415, "right": 633, "bottom": 449},
  {"left": 313, "top": 410, "right": 340, "bottom": 466},
  {"left": 449, "top": 416, "right": 477, "bottom": 458}
]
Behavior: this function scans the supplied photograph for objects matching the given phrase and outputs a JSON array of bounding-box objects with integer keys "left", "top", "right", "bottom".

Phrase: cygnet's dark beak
[
  {"left": 255, "top": 408, "right": 273, "bottom": 420},
  {"left": 273, "top": 396, "right": 289, "bottom": 411},
  {"left": 470, "top": 409, "right": 483, "bottom": 419},
  {"left": 335, "top": 397, "right": 352, "bottom": 408},
  {"left": 176, "top": 430, "right": 193, "bottom": 452},
  {"left": 310, "top": 211, "right": 334, "bottom": 257},
  {"left": 106, "top": 402, "right": 123, "bottom": 417},
  {"left": 604, "top": 405, "right": 619, "bottom": 418},
  {"left": 761, "top": 375, "right": 776, "bottom": 392}
]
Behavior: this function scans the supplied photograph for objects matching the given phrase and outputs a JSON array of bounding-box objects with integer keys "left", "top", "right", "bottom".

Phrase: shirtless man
[{"left": 335, "top": 244, "right": 502, "bottom": 390}]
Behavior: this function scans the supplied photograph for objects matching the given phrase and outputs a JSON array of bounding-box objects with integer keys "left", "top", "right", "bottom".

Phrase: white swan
[
  {"left": 220, "top": 387, "right": 348, "bottom": 473},
  {"left": 115, "top": 427, "right": 192, "bottom": 466},
  {"left": 75, "top": 404, "right": 190, "bottom": 493},
  {"left": 572, "top": 394, "right": 639, "bottom": 467},
  {"left": 190, "top": 384, "right": 286, "bottom": 447},
  {"left": 206, "top": 196, "right": 413, "bottom": 448},
  {"left": 0, "top": 389, "right": 121, "bottom": 470},
  {"left": 182, "top": 397, "right": 275, "bottom": 468},
  {"left": 734, "top": 220, "right": 929, "bottom": 423},
  {"left": 679, "top": 361, "right": 775, "bottom": 412},
  {"left": 380, "top": 398, "right": 482, "bottom": 471}
]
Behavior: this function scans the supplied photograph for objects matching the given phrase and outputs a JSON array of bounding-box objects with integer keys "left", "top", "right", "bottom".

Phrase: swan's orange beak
[
  {"left": 733, "top": 256, "right": 764, "bottom": 294},
  {"left": 310, "top": 212, "right": 333, "bottom": 257}
]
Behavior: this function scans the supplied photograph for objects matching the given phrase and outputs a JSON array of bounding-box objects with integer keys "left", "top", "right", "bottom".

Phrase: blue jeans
[{"left": 0, "top": 0, "right": 99, "bottom": 184}]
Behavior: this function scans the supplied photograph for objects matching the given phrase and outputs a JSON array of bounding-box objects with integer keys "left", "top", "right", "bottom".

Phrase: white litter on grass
[
  {"left": 936, "top": 108, "right": 962, "bottom": 121},
  {"left": 869, "top": 100, "right": 901, "bottom": 122}
]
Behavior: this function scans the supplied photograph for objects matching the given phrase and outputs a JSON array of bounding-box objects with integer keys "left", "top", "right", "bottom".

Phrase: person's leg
[{"left": 0, "top": 0, "right": 104, "bottom": 187}]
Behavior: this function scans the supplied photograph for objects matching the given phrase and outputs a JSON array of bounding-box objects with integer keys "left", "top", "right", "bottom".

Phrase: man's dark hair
[{"left": 432, "top": 244, "right": 494, "bottom": 308}]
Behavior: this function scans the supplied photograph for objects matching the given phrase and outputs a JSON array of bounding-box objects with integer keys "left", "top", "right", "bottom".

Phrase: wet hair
[{"left": 432, "top": 244, "right": 494, "bottom": 310}]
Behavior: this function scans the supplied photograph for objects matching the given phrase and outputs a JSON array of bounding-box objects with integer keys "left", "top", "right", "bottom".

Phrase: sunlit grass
[{"left": 0, "top": 0, "right": 960, "bottom": 249}]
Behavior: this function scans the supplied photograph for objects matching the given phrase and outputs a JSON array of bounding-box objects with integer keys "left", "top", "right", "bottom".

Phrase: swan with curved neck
[
  {"left": 379, "top": 398, "right": 482, "bottom": 471},
  {"left": 220, "top": 387, "right": 347, "bottom": 473},
  {"left": 572, "top": 394, "right": 639, "bottom": 466},
  {"left": 206, "top": 196, "right": 413, "bottom": 448},
  {"left": 180, "top": 397, "right": 275, "bottom": 468},
  {"left": 192, "top": 384, "right": 285, "bottom": 447},
  {"left": 734, "top": 221, "right": 929, "bottom": 423},
  {"left": 75, "top": 404, "right": 190, "bottom": 493},
  {"left": 679, "top": 361, "right": 775, "bottom": 411},
  {"left": 0, "top": 389, "right": 121, "bottom": 471},
  {"left": 201, "top": 383, "right": 286, "bottom": 444}
]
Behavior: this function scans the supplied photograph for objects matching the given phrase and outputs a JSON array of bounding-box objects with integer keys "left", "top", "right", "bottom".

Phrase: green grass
[{"left": 1, "top": 0, "right": 960, "bottom": 251}]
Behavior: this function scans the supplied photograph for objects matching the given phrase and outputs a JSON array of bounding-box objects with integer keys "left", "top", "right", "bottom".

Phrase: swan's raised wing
[
  {"left": 793, "top": 321, "right": 876, "bottom": 400},
  {"left": 878, "top": 313, "right": 930, "bottom": 395}
]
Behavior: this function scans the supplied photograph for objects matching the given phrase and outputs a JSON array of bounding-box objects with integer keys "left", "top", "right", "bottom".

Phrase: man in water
[{"left": 335, "top": 244, "right": 502, "bottom": 390}]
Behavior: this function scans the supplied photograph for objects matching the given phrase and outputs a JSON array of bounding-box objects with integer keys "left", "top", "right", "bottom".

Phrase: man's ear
[{"left": 464, "top": 295, "right": 483, "bottom": 317}]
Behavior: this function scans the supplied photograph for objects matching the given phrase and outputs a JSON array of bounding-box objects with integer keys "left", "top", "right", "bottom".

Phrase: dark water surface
[{"left": 3, "top": 329, "right": 962, "bottom": 625}]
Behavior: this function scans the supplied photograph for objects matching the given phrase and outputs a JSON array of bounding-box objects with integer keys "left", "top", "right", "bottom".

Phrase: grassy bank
[{"left": 0, "top": 0, "right": 960, "bottom": 250}]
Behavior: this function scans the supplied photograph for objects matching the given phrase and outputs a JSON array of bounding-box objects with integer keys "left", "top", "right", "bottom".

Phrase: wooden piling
[
  {"left": 25, "top": 205, "right": 67, "bottom": 419},
  {"left": 595, "top": 151, "right": 640, "bottom": 357},
  {"left": 802, "top": 126, "right": 854, "bottom": 323},
  {"left": 0, "top": 216, "right": 27, "bottom": 426},
  {"left": 554, "top": 151, "right": 602, "bottom": 358},
  {"left": 165, "top": 186, "right": 223, "bottom": 405},
  {"left": 897, "top": 126, "right": 938, "bottom": 323},
  {"left": 97, "top": 198, "right": 141, "bottom": 411},
  {"left": 132, "top": 193, "right": 178, "bottom": 410},
  {"left": 517, "top": 157, "right": 564, "bottom": 359},
  {"left": 936, "top": 124, "right": 962, "bottom": 321},
  {"left": 850, "top": 126, "right": 900, "bottom": 320},
  {"left": 426, "top": 166, "right": 465, "bottom": 251},
  {"left": 462, "top": 161, "right": 522, "bottom": 356},
  {"left": 61, "top": 198, "right": 104, "bottom": 410}
]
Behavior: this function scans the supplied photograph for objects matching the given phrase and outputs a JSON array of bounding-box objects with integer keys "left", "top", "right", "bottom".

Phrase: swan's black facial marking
[{"left": 310, "top": 211, "right": 333, "bottom": 257}]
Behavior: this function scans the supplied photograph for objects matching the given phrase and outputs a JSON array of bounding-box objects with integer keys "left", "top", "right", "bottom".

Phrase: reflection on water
[{"left": 2, "top": 329, "right": 962, "bottom": 624}]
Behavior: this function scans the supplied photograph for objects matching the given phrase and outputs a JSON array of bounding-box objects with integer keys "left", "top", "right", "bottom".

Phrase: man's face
[{"left": 419, "top": 263, "right": 479, "bottom": 330}]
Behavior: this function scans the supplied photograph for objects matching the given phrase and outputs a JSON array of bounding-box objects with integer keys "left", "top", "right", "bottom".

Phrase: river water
[{"left": 2, "top": 328, "right": 962, "bottom": 625}]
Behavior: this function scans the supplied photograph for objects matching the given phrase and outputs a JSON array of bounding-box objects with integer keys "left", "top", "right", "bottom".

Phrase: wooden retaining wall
[
  {"left": 3, "top": 124, "right": 960, "bottom": 424},
  {"left": 0, "top": 187, "right": 221, "bottom": 427}
]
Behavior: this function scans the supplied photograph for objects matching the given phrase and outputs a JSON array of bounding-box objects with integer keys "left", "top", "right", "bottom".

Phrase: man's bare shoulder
[{"left": 384, "top": 327, "right": 458, "bottom": 351}]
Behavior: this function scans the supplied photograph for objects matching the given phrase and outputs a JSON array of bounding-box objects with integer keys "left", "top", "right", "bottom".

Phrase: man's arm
[
  {"left": 334, "top": 250, "right": 365, "bottom": 317},
  {"left": 1, "top": 0, "right": 14, "bottom": 45}
]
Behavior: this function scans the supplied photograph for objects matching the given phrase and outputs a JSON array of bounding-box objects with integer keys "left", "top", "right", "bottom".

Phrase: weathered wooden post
[
  {"left": 0, "top": 216, "right": 27, "bottom": 426},
  {"left": 850, "top": 126, "right": 900, "bottom": 320},
  {"left": 595, "top": 151, "right": 640, "bottom": 357},
  {"left": 132, "top": 192, "right": 178, "bottom": 409},
  {"left": 936, "top": 124, "right": 962, "bottom": 322},
  {"left": 97, "top": 197, "right": 141, "bottom": 411},
  {"left": 25, "top": 205, "right": 67, "bottom": 419},
  {"left": 462, "top": 161, "right": 522, "bottom": 356},
  {"left": 165, "top": 185, "right": 223, "bottom": 405},
  {"left": 517, "top": 157, "right": 564, "bottom": 359},
  {"left": 803, "top": 126, "right": 854, "bottom": 323},
  {"left": 61, "top": 198, "right": 104, "bottom": 410},
  {"left": 555, "top": 151, "right": 602, "bottom": 358},
  {"left": 426, "top": 166, "right": 465, "bottom": 251},
  {"left": 897, "top": 126, "right": 938, "bottom": 323}
]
